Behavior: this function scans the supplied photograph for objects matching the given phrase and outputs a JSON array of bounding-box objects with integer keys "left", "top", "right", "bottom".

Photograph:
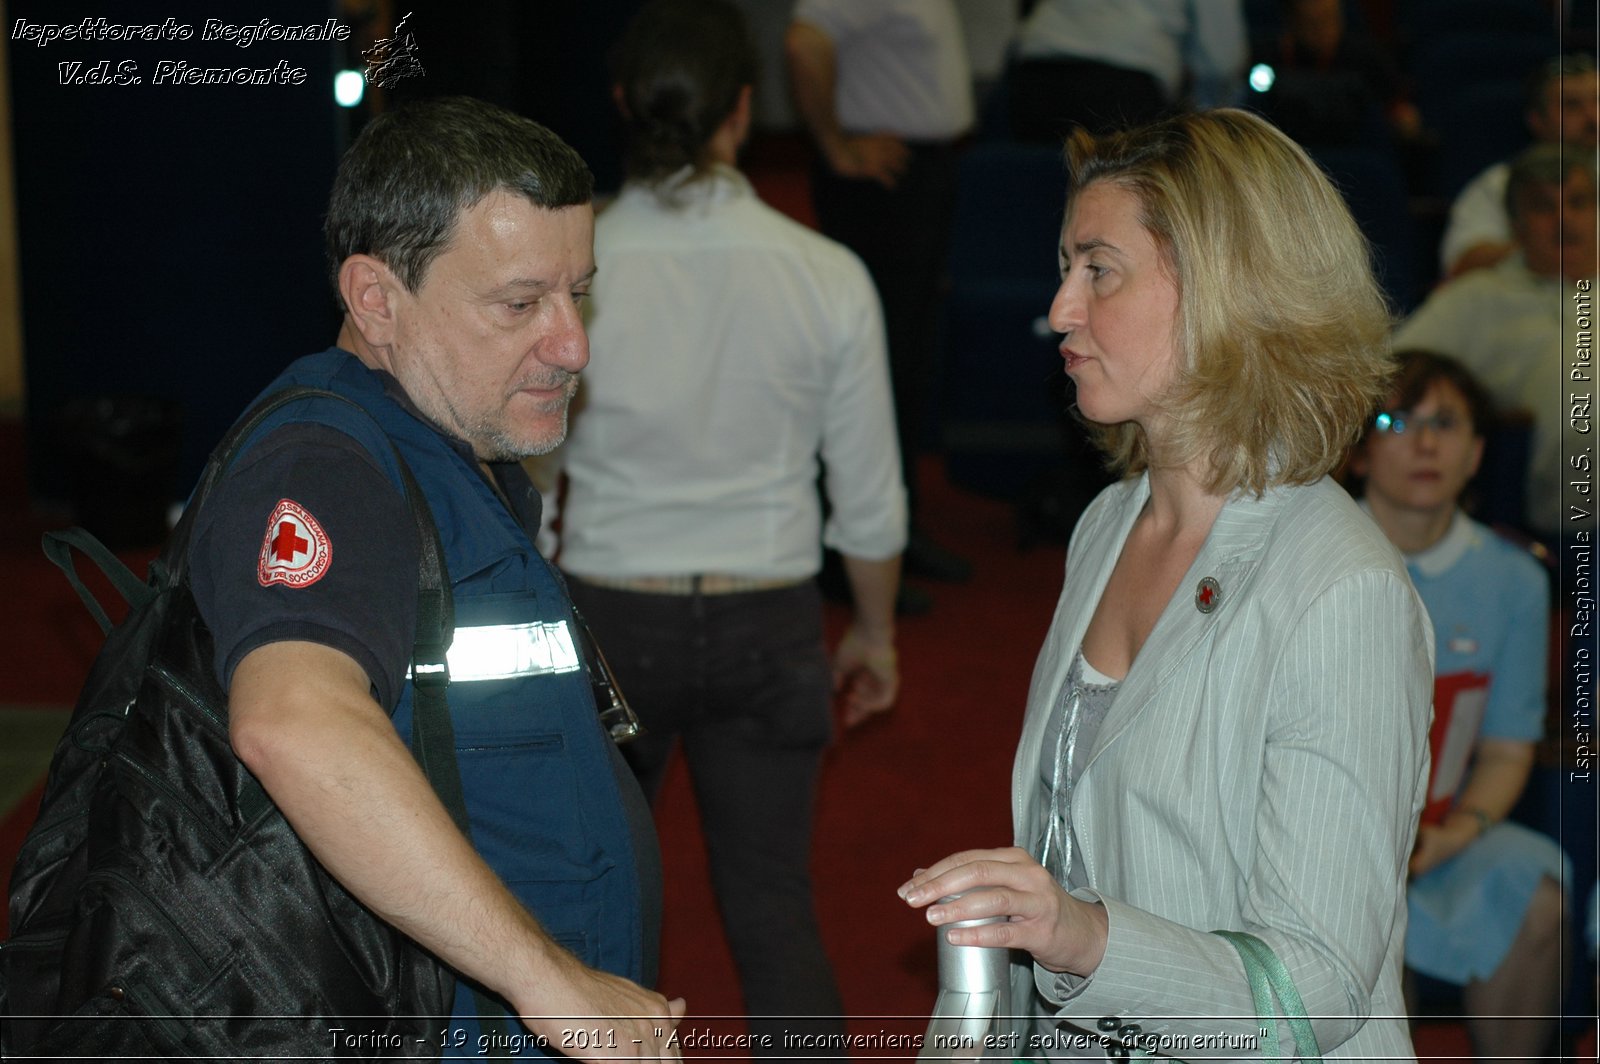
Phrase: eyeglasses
[
  {"left": 570, "top": 605, "right": 643, "bottom": 744},
  {"left": 1373, "top": 409, "right": 1464, "bottom": 436}
]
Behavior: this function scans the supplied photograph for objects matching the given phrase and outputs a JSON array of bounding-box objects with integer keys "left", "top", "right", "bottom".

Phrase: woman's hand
[
  {"left": 1408, "top": 816, "right": 1480, "bottom": 877},
  {"left": 897, "top": 847, "right": 1109, "bottom": 977},
  {"left": 1411, "top": 739, "right": 1533, "bottom": 878}
]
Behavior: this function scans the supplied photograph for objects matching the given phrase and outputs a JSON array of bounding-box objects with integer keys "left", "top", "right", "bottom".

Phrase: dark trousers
[
  {"left": 565, "top": 578, "right": 844, "bottom": 1053},
  {"left": 1007, "top": 58, "right": 1167, "bottom": 142},
  {"left": 811, "top": 142, "right": 960, "bottom": 515}
]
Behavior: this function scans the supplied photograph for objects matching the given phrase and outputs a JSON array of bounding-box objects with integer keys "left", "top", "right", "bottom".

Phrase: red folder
[{"left": 1421, "top": 670, "right": 1492, "bottom": 826}]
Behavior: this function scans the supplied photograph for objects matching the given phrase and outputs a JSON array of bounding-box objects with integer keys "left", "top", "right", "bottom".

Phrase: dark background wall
[
  {"left": 9, "top": 0, "right": 346, "bottom": 505},
  {"left": 8, "top": 0, "right": 641, "bottom": 509},
  {"left": 382, "top": 1, "right": 641, "bottom": 197}
]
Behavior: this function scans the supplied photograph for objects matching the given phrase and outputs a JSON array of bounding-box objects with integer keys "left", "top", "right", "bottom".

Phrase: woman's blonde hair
[{"left": 1064, "top": 108, "right": 1393, "bottom": 495}]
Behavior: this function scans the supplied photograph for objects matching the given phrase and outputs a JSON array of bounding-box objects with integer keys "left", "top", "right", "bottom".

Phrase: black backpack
[{"left": 0, "top": 387, "right": 470, "bottom": 1060}]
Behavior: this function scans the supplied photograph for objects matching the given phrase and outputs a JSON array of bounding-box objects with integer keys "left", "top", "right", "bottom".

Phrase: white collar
[
  {"left": 637, "top": 163, "right": 752, "bottom": 209},
  {"left": 1404, "top": 509, "right": 1477, "bottom": 577}
]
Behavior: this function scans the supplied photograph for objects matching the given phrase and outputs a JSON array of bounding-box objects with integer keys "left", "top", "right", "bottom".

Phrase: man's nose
[{"left": 543, "top": 300, "right": 590, "bottom": 373}]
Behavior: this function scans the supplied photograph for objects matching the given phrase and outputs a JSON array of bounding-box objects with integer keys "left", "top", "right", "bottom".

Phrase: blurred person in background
[
  {"left": 1394, "top": 144, "right": 1597, "bottom": 541},
  {"left": 558, "top": 0, "right": 906, "bottom": 1051},
  {"left": 1007, "top": 0, "right": 1246, "bottom": 140},
  {"left": 1439, "top": 53, "right": 1598, "bottom": 278},
  {"left": 1348, "top": 349, "right": 1568, "bottom": 1062},
  {"left": 1246, "top": 0, "right": 1420, "bottom": 147},
  {"left": 785, "top": 0, "right": 975, "bottom": 610}
]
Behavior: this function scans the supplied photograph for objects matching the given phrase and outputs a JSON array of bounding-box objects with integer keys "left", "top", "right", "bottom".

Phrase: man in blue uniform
[{"left": 187, "top": 97, "right": 682, "bottom": 1057}]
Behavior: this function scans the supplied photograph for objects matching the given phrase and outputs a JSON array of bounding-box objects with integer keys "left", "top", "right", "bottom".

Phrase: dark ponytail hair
[{"left": 611, "top": 0, "right": 758, "bottom": 185}]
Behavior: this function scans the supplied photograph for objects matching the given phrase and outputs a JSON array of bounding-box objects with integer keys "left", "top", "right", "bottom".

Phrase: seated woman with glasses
[{"left": 1349, "top": 349, "right": 1569, "bottom": 1061}]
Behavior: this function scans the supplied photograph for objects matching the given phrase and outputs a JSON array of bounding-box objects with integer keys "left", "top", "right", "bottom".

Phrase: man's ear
[
  {"left": 612, "top": 83, "right": 630, "bottom": 120},
  {"left": 338, "top": 255, "right": 402, "bottom": 347}
]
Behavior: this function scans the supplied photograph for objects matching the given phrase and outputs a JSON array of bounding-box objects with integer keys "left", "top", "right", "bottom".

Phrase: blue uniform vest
[{"left": 239, "top": 350, "right": 646, "bottom": 1051}]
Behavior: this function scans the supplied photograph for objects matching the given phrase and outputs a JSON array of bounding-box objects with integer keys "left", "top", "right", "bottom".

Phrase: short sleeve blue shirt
[{"left": 1400, "top": 511, "right": 1549, "bottom": 744}]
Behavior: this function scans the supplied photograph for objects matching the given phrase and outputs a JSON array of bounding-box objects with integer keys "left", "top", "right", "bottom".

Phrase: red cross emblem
[
  {"left": 1195, "top": 576, "right": 1221, "bottom": 614},
  {"left": 257, "top": 498, "right": 332, "bottom": 588},
  {"left": 271, "top": 521, "right": 308, "bottom": 562}
]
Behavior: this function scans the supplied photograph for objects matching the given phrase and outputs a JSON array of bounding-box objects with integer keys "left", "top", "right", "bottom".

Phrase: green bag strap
[
  {"left": 1018, "top": 932, "right": 1325, "bottom": 1064},
  {"left": 1212, "top": 930, "right": 1323, "bottom": 1063},
  {"left": 1212, "top": 930, "right": 1282, "bottom": 1060}
]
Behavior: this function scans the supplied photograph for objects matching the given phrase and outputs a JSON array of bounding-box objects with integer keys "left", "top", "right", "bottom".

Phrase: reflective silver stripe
[{"left": 409, "top": 621, "right": 582, "bottom": 682}]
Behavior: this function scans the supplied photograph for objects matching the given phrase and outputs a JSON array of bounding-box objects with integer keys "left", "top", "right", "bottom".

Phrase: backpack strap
[
  {"left": 214, "top": 388, "right": 506, "bottom": 1045},
  {"left": 40, "top": 528, "right": 155, "bottom": 634},
  {"left": 358, "top": 405, "right": 509, "bottom": 1051},
  {"left": 398, "top": 451, "right": 470, "bottom": 835},
  {"left": 58, "top": 382, "right": 470, "bottom": 856},
  {"left": 49, "top": 384, "right": 506, "bottom": 1043},
  {"left": 207, "top": 388, "right": 462, "bottom": 815}
]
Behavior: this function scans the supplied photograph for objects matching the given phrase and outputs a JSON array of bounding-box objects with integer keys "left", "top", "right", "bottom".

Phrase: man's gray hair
[
  {"left": 325, "top": 96, "right": 593, "bottom": 297},
  {"left": 1504, "top": 141, "right": 1596, "bottom": 222}
]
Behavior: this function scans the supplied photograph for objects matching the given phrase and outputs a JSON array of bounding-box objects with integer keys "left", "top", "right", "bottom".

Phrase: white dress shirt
[
  {"left": 1439, "top": 162, "right": 1511, "bottom": 274},
  {"left": 558, "top": 166, "right": 907, "bottom": 581},
  {"left": 1014, "top": 0, "right": 1246, "bottom": 107},
  {"left": 792, "top": 0, "right": 974, "bottom": 140}
]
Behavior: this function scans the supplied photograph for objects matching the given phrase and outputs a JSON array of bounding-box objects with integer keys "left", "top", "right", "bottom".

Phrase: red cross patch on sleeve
[{"left": 257, "top": 498, "right": 332, "bottom": 588}]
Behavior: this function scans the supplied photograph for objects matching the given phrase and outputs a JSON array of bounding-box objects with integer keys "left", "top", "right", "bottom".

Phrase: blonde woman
[{"left": 901, "top": 110, "right": 1432, "bottom": 1060}]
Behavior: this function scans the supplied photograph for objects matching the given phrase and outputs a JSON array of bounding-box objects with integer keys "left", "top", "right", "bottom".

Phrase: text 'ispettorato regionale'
[{"left": 11, "top": 17, "right": 351, "bottom": 87}]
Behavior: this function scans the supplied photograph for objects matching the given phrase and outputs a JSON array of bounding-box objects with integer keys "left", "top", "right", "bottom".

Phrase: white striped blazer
[{"left": 1009, "top": 474, "right": 1433, "bottom": 1061}]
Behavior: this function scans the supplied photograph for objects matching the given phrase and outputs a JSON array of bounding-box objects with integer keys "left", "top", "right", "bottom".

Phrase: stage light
[{"left": 334, "top": 68, "right": 364, "bottom": 107}]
